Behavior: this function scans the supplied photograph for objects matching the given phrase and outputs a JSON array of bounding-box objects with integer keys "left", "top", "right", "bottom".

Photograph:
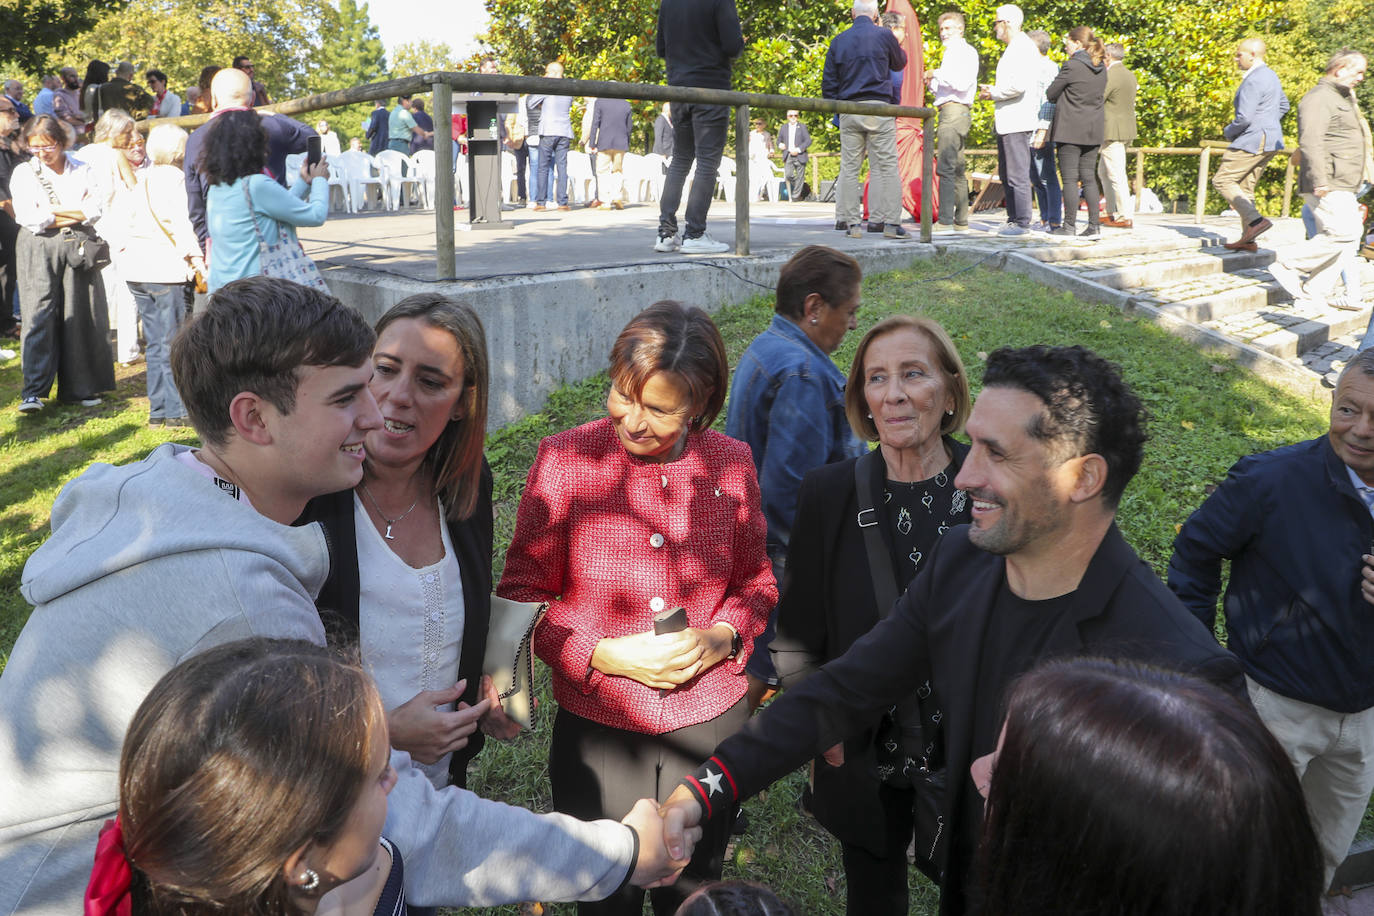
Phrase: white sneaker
[
  {"left": 654, "top": 233, "right": 681, "bottom": 252},
  {"left": 681, "top": 234, "right": 730, "bottom": 254},
  {"left": 17, "top": 396, "right": 42, "bottom": 413},
  {"left": 1268, "top": 263, "right": 1306, "bottom": 301},
  {"left": 79, "top": 397, "right": 102, "bottom": 407},
  {"left": 998, "top": 225, "right": 1029, "bottom": 237}
]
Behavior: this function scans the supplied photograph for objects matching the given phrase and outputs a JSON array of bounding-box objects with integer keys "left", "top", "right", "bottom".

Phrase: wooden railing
[{"left": 145, "top": 72, "right": 936, "bottom": 280}]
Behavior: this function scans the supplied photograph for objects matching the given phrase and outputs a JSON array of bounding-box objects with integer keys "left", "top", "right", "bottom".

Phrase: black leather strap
[{"left": 854, "top": 449, "right": 898, "bottom": 616}]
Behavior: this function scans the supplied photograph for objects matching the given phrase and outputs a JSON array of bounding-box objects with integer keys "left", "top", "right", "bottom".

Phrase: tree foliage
[
  {"left": 1, "top": 0, "right": 128, "bottom": 73},
  {"left": 46, "top": 0, "right": 333, "bottom": 98},
  {"left": 391, "top": 39, "right": 462, "bottom": 78}
]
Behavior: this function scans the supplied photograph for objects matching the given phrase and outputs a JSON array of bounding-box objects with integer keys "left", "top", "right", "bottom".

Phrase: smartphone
[
  {"left": 653, "top": 606, "right": 688, "bottom": 696},
  {"left": 306, "top": 135, "right": 322, "bottom": 168},
  {"left": 653, "top": 606, "right": 688, "bottom": 635}
]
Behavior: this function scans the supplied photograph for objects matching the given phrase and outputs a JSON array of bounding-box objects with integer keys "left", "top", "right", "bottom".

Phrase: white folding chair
[
  {"left": 716, "top": 156, "right": 736, "bottom": 202},
  {"left": 500, "top": 150, "right": 519, "bottom": 203},
  {"left": 376, "top": 149, "right": 422, "bottom": 209},
  {"left": 411, "top": 150, "right": 437, "bottom": 210},
  {"left": 336, "top": 150, "right": 386, "bottom": 212},
  {"left": 567, "top": 152, "right": 595, "bottom": 204}
]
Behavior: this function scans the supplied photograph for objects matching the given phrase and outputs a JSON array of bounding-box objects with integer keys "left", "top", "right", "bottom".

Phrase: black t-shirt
[{"left": 972, "top": 582, "right": 1082, "bottom": 759}]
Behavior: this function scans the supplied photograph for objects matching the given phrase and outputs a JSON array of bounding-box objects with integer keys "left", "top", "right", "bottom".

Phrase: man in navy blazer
[
  {"left": 1213, "top": 38, "right": 1290, "bottom": 250},
  {"left": 776, "top": 110, "right": 811, "bottom": 201},
  {"left": 589, "top": 97, "right": 634, "bottom": 208}
]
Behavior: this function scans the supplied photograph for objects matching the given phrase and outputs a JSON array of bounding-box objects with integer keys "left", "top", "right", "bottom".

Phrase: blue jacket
[
  {"left": 725, "top": 314, "right": 866, "bottom": 553},
  {"left": 1167, "top": 436, "right": 1374, "bottom": 713},
  {"left": 590, "top": 98, "right": 633, "bottom": 151},
  {"left": 1223, "top": 63, "right": 1289, "bottom": 152},
  {"left": 822, "top": 15, "right": 906, "bottom": 103}
]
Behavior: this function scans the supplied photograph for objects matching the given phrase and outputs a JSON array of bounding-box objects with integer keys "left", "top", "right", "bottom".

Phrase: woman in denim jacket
[{"left": 724, "top": 245, "right": 867, "bottom": 704}]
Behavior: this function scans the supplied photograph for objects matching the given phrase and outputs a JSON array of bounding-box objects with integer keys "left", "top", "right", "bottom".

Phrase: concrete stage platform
[
  {"left": 302, "top": 199, "right": 932, "bottom": 428},
  {"left": 299, "top": 199, "right": 1314, "bottom": 426}
]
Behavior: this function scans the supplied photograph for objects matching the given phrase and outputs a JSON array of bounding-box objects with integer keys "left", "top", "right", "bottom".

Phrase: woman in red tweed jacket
[{"left": 498, "top": 300, "right": 776, "bottom": 916}]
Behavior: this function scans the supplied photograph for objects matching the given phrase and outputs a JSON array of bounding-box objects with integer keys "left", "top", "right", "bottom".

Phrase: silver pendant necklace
[{"left": 360, "top": 481, "right": 420, "bottom": 540}]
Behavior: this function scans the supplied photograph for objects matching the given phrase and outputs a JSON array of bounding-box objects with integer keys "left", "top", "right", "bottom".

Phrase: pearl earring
[
  {"left": 811, "top": 318, "right": 818, "bottom": 325},
  {"left": 300, "top": 869, "right": 320, "bottom": 893}
]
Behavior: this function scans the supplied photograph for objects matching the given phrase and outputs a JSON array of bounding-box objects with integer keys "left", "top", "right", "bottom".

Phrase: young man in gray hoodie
[{"left": 0, "top": 278, "right": 694, "bottom": 914}]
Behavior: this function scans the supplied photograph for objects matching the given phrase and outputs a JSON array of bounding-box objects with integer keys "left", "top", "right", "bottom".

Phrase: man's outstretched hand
[
  {"left": 623, "top": 798, "right": 701, "bottom": 887},
  {"left": 658, "top": 785, "right": 705, "bottom": 863}
]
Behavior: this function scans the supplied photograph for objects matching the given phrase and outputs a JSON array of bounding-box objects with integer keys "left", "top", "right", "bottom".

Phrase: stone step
[
  {"left": 1016, "top": 231, "right": 1225, "bottom": 263},
  {"left": 1062, "top": 247, "right": 1275, "bottom": 291},
  {"left": 1202, "top": 299, "right": 1372, "bottom": 360},
  {"left": 1140, "top": 268, "right": 1286, "bottom": 323}
]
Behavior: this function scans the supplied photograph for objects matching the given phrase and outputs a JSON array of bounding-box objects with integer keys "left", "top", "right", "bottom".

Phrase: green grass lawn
[{"left": 0, "top": 253, "right": 1332, "bottom": 914}]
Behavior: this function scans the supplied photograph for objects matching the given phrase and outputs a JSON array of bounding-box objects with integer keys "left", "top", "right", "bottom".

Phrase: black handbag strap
[{"left": 854, "top": 449, "right": 899, "bottom": 615}]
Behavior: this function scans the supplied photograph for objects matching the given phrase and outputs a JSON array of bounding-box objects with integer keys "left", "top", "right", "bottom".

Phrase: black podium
[{"left": 458, "top": 93, "right": 519, "bottom": 230}]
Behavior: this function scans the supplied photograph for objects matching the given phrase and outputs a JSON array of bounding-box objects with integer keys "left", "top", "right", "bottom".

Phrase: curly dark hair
[
  {"left": 981, "top": 345, "right": 1147, "bottom": 507},
  {"left": 677, "top": 881, "right": 796, "bottom": 916},
  {"left": 199, "top": 109, "right": 267, "bottom": 186}
]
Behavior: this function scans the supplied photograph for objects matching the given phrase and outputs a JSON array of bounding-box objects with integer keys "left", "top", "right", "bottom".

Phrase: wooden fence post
[{"left": 433, "top": 80, "right": 455, "bottom": 280}]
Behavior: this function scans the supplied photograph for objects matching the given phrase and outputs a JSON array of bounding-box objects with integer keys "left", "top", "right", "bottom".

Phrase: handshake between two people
[{"left": 623, "top": 788, "right": 708, "bottom": 886}]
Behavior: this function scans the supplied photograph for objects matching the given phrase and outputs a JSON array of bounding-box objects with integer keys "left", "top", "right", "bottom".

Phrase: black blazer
[
  {"left": 775, "top": 121, "right": 811, "bottom": 163},
  {"left": 1046, "top": 50, "right": 1107, "bottom": 146},
  {"left": 770, "top": 439, "right": 968, "bottom": 853},
  {"left": 295, "top": 460, "right": 494, "bottom": 787},
  {"left": 703, "top": 522, "right": 1243, "bottom": 915}
]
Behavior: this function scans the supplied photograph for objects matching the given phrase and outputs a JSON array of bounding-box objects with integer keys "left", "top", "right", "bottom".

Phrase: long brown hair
[
  {"left": 119, "top": 639, "right": 383, "bottom": 915},
  {"left": 372, "top": 294, "right": 490, "bottom": 521},
  {"left": 1068, "top": 26, "right": 1107, "bottom": 66}
]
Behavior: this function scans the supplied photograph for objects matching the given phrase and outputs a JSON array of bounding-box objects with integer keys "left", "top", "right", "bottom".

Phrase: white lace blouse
[{"left": 355, "top": 494, "right": 465, "bottom": 790}]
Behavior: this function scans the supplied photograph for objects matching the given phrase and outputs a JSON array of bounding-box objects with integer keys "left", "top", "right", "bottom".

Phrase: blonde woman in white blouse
[{"left": 12, "top": 115, "right": 114, "bottom": 414}]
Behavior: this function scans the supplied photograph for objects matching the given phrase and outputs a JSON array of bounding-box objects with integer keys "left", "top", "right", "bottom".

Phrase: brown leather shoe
[
  {"left": 532, "top": 204, "right": 546, "bottom": 211},
  {"left": 558, "top": 205, "right": 572, "bottom": 211},
  {"left": 1237, "top": 217, "right": 1273, "bottom": 245},
  {"left": 1223, "top": 240, "right": 1258, "bottom": 252},
  {"left": 587, "top": 199, "right": 603, "bottom": 208},
  {"left": 1101, "top": 217, "right": 1133, "bottom": 228}
]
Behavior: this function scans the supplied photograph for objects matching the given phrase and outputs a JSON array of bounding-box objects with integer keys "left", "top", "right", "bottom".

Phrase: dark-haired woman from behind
[
  {"left": 499, "top": 300, "right": 776, "bottom": 915},
  {"left": 86, "top": 638, "right": 405, "bottom": 916},
  {"left": 1045, "top": 26, "right": 1107, "bottom": 239},
  {"left": 202, "top": 109, "right": 328, "bottom": 291},
  {"left": 972, "top": 657, "right": 1323, "bottom": 916}
]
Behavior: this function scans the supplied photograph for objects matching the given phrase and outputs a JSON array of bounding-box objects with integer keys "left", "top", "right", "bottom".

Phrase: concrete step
[
  {"left": 1139, "top": 268, "right": 1286, "bottom": 323},
  {"left": 1052, "top": 247, "right": 1274, "bottom": 291},
  {"left": 1202, "top": 299, "right": 1372, "bottom": 360},
  {"left": 1017, "top": 230, "right": 1224, "bottom": 263}
]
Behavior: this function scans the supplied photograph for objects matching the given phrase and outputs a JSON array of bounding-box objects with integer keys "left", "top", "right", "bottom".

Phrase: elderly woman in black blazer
[
  {"left": 1045, "top": 26, "right": 1108, "bottom": 239},
  {"left": 769, "top": 315, "right": 972, "bottom": 916}
]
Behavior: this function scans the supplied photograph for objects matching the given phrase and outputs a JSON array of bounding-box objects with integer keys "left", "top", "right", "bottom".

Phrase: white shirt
[
  {"left": 356, "top": 494, "right": 466, "bottom": 790},
  {"left": 9, "top": 154, "right": 103, "bottom": 234},
  {"left": 986, "top": 31, "right": 1043, "bottom": 134},
  {"left": 929, "top": 36, "right": 979, "bottom": 106},
  {"left": 1347, "top": 464, "right": 1374, "bottom": 517},
  {"left": 320, "top": 129, "right": 342, "bottom": 159},
  {"left": 152, "top": 91, "right": 181, "bottom": 118},
  {"left": 107, "top": 164, "right": 201, "bottom": 283},
  {"left": 1033, "top": 54, "right": 1060, "bottom": 130}
]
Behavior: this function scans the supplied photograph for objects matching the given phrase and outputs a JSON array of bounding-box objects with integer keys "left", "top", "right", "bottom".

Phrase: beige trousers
[{"left": 1096, "top": 140, "right": 1131, "bottom": 218}]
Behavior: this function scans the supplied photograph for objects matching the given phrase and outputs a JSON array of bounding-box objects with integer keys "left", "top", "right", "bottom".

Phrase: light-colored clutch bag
[{"left": 483, "top": 596, "right": 547, "bottom": 728}]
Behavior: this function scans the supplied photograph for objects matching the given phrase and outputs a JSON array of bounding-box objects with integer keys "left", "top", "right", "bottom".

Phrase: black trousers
[
  {"left": 838, "top": 781, "right": 916, "bottom": 916},
  {"left": 996, "top": 130, "right": 1033, "bottom": 227},
  {"left": 549, "top": 699, "right": 750, "bottom": 915},
  {"left": 1056, "top": 142, "right": 1101, "bottom": 229},
  {"left": 658, "top": 102, "right": 729, "bottom": 240},
  {"left": 17, "top": 229, "right": 114, "bottom": 401}
]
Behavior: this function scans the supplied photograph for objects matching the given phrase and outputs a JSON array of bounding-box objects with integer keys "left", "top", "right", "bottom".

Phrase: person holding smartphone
[{"left": 498, "top": 301, "right": 775, "bottom": 916}]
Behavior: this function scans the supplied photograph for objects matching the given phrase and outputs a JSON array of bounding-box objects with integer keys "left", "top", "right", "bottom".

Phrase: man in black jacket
[
  {"left": 660, "top": 345, "right": 1242, "bottom": 915},
  {"left": 1168, "top": 349, "right": 1374, "bottom": 892},
  {"left": 653, "top": 0, "right": 743, "bottom": 254},
  {"left": 366, "top": 99, "right": 390, "bottom": 156},
  {"left": 776, "top": 110, "right": 810, "bottom": 201}
]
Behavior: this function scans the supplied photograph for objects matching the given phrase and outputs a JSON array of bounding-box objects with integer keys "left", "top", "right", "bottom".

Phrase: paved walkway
[{"left": 300, "top": 199, "right": 1365, "bottom": 395}]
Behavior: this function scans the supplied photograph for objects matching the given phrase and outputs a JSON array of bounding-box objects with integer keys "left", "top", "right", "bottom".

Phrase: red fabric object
[
  {"left": 863, "top": 0, "right": 934, "bottom": 221},
  {"left": 451, "top": 114, "right": 469, "bottom": 153},
  {"left": 497, "top": 418, "right": 775, "bottom": 735},
  {"left": 83, "top": 819, "right": 132, "bottom": 916}
]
